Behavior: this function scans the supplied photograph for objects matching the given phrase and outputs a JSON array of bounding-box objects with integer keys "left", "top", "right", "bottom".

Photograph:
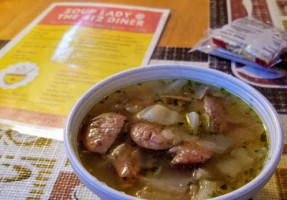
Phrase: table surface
[{"left": 0, "top": 0, "right": 286, "bottom": 200}]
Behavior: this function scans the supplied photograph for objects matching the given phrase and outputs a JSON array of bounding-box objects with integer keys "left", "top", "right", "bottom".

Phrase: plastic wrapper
[{"left": 191, "top": 17, "right": 287, "bottom": 68}]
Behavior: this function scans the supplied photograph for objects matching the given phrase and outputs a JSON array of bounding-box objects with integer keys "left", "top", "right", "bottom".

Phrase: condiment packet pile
[{"left": 191, "top": 17, "right": 287, "bottom": 68}]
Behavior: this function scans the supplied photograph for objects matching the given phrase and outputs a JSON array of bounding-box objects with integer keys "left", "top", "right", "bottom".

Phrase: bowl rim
[{"left": 64, "top": 64, "right": 284, "bottom": 200}]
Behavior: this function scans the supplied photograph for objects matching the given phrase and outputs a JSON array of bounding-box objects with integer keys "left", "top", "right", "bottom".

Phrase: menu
[{"left": 0, "top": 2, "right": 169, "bottom": 139}]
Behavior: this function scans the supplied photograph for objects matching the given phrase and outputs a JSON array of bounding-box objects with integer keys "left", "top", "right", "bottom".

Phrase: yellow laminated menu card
[{"left": 0, "top": 2, "right": 169, "bottom": 139}]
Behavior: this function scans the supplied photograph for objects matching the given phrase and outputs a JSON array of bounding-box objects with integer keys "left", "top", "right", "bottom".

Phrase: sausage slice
[
  {"left": 169, "top": 143, "right": 212, "bottom": 165},
  {"left": 204, "top": 96, "right": 228, "bottom": 133},
  {"left": 82, "top": 113, "right": 127, "bottom": 153},
  {"left": 130, "top": 123, "right": 178, "bottom": 150},
  {"left": 109, "top": 143, "right": 141, "bottom": 182}
]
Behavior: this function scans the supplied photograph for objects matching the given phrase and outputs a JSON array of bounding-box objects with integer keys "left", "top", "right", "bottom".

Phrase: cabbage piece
[
  {"left": 216, "top": 158, "right": 242, "bottom": 178},
  {"left": 197, "top": 134, "right": 230, "bottom": 154},
  {"left": 192, "top": 168, "right": 210, "bottom": 181},
  {"left": 190, "top": 184, "right": 199, "bottom": 200},
  {"left": 163, "top": 79, "right": 208, "bottom": 100},
  {"left": 163, "top": 80, "right": 188, "bottom": 94},
  {"left": 186, "top": 112, "right": 201, "bottom": 135},
  {"left": 216, "top": 148, "right": 255, "bottom": 179},
  {"left": 195, "top": 180, "right": 218, "bottom": 200},
  {"left": 231, "top": 148, "right": 254, "bottom": 169},
  {"left": 140, "top": 176, "right": 191, "bottom": 194},
  {"left": 137, "top": 104, "right": 181, "bottom": 125},
  {"left": 193, "top": 85, "right": 208, "bottom": 100}
]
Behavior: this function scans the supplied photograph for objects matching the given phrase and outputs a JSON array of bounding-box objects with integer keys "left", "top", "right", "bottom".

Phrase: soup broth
[{"left": 78, "top": 79, "right": 268, "bottom": 200}]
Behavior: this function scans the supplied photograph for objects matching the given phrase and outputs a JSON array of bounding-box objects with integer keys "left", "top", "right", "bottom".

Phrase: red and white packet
[{"left": 191, "top": 17, "right": 287, "bottom": 68}]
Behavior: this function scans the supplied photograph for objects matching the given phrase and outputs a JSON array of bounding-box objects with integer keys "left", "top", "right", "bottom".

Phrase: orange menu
[{"left": 0, "top": 2, "right": 169, "bottom": 139}]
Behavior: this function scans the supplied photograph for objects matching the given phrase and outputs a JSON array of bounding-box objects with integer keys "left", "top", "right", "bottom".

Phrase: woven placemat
[{"left": 0, "top": 130, "right": 100, "bottom": 200}]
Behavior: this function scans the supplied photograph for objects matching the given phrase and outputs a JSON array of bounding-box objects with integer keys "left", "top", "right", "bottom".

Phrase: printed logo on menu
[{"left": 0, "top": 62, "right": 38, "bottom": 89}]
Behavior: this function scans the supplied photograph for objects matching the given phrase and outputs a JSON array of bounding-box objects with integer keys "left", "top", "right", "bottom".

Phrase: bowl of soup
[{"left": 64, "top": 64, "right": 283, "bottom": 200}]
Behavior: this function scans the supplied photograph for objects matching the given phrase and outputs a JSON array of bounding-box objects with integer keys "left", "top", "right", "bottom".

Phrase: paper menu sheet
[{"left": 0, "top": 2, "right": 169, "bottom": 140}]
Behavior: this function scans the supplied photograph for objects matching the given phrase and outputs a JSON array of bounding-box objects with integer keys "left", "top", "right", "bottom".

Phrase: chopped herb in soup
[{"left": 78, "top": 79, "right": 268, "bottom": 200}]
